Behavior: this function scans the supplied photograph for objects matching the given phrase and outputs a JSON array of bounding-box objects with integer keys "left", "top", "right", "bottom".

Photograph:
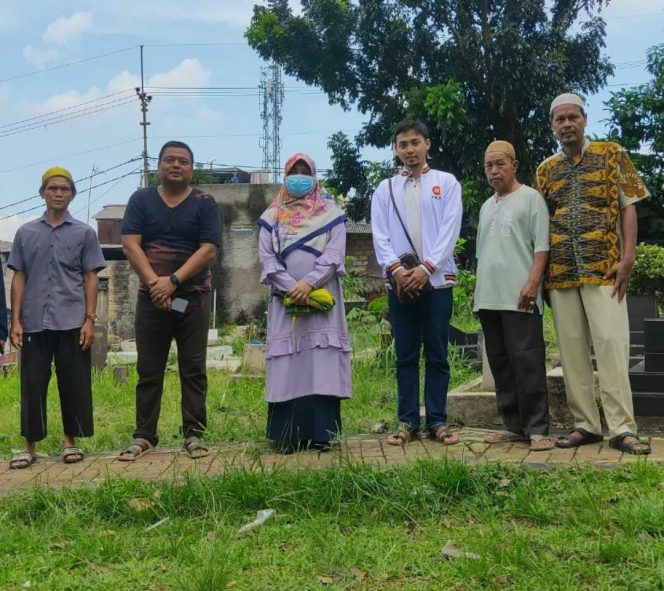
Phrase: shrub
[{"left": 630, "top": 243, "right": 664, "bottom": 308}]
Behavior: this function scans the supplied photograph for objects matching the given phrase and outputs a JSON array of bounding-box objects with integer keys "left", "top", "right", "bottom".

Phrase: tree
[
  {"left": 605, "top": 44, "right": 664, "bottom": 243},
  {"left": 325, "top": 131, "right": 393, "bottom": 221},
  {"left": 247, "top": 0, "right": 613, "bottom": 226}
]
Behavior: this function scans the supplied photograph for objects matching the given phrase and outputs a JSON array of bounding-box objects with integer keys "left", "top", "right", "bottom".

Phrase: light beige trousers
[{"left": 550, "top": 285, "right": 637, "bottom": 437}]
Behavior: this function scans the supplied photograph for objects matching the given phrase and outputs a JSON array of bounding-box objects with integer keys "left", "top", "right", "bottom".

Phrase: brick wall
[{"left": 346, "top": 233, "right": 384, "bottom": 292}]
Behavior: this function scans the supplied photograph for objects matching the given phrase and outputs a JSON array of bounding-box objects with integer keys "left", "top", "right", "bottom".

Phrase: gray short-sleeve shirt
[{"left": 8, "top": 213, "right": 106, "bottom": 332}]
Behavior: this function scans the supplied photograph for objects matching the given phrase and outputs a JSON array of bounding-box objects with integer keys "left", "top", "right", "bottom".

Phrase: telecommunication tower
[{"left": 259, "top": 62, "right": 284, "bottom": 182}]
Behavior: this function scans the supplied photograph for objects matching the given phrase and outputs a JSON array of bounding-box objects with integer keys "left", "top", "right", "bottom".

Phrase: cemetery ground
[{"left": 0, "top": 319, "right": 663, "bottom": 590}]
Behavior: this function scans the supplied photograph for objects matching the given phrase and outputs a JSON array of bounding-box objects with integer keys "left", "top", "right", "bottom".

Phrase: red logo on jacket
[{"left": 432, "top": 185, "right": 441, "bottom": 198}]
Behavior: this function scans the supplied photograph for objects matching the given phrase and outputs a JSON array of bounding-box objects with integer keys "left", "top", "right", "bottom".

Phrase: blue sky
[{"left": 0, "top": 0, "right": 662, "bottom": 240}]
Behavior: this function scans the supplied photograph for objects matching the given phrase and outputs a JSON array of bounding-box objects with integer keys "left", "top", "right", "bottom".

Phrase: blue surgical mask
[{"left": 284, "top": 174, "right": 314, "bottom": 197}]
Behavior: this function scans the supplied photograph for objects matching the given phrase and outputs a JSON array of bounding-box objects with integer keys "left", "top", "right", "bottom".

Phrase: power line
[
  {"left": 0, "top": 169, "right": 143, "bottom": 221},
  {"left": 0, "top": 158, "right": 142, "bottom": 212},
  {"left": 0, "top": 89, "right": 134, "bottom": 131},
  {"left": 72, "top": 166, "right": 144, "bottom": 217},
  {"left": 0, "top": 97, "right": 137, "bottom": 138},
  {"left": 0, "top": 138, "right": 141, "bottom": 174},
  {"left": 0, "top": 46, "right": 138, "bottom": 84}
]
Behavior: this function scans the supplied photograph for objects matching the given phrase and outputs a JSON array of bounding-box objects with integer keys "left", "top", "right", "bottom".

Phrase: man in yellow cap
[
  {"left": 537, "top": 93, "right": 651, "bottom": 455},
  {"left": 474, "top": 140, "right": 553, "bottom": 451},
  {"left": 7, "top": 166, "right": 106, "bottom": 469}
]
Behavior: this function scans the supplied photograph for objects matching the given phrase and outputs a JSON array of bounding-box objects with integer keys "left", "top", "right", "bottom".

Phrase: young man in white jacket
[{"left": 371, "top": 120, "right": 462, "bottom": 446}]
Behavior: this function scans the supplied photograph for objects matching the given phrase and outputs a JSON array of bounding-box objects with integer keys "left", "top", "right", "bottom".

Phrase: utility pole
[
  {"left": 135, "top": 45, "right": 152, "bottom": 188},
  {"left": 86, "top": 165, "right": 98, "bottom": 225}
]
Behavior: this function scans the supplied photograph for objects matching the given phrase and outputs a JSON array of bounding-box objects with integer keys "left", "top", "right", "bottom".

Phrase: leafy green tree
[
  {"left": 247, "top": 0, "right": 613, "bottom": 225},
  {"left": 325, "top": 131, "right": 393, "bottom": 221},
  {"left": 606, "top": 44, "right": 664, "bottom": 243}
]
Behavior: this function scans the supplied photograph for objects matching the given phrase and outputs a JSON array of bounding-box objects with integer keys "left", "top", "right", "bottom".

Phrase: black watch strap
[{"left": 169, "top": 274, "right": 180, "bottom": 286}]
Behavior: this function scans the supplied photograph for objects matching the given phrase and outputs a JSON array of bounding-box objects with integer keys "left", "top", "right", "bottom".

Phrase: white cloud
[
  {"left": 43, "top": 12, "right": 92, "bottom": 47},
  {"left": 109, "top": 59, "right": 210, "bottom": 93},
  {"left": 148, "top": 59, "right": 210, "bottom": 88},
  {"left": 29, "top": 58, "right": 210, "bottom": 118},
  {"left": 108, "top": 71, "right": 141, "bottom": 94},
  {"left": 22, "top": 45, "right": 60, "bottom": 69},
  {"left": 31, "top": 88, "right": 103, "bottom": 116}
]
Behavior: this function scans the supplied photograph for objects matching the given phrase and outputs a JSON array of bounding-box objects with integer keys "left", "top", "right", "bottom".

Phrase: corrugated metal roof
[
  {"left": 346, "top": 220, "right": 372, "bottom": 234},
  {"left": 95, "top": 204, "right": 126, "bottom": 220}
]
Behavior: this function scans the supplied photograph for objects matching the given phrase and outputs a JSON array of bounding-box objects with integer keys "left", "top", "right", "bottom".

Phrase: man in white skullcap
[
  {"left": 475, "top": 140, "right": 553, "bottom": 451},
  {"left": 537, "top": 93, "right": 651, "bottom": 454}
]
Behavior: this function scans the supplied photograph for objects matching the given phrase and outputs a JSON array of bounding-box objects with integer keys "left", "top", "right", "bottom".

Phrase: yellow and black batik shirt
[{"left": 536, "top": 140, "right": 649, "bottom": 290}]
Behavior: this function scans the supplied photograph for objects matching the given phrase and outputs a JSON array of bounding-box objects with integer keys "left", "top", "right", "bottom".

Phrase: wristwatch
[
  {"left": 169, "top": 274, "right": 180, "bottom": 287},
  {"left": 85, "top": 314, "right": 97, "bottom": 323}
]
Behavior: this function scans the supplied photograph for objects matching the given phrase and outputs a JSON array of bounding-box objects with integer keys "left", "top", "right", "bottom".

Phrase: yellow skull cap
[{"left": 42, "top": 166, "right": 73, "bottom": 184}]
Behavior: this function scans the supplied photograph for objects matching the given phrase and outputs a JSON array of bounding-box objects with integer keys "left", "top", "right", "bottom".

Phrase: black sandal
[
  {"left": 555, "top": 428, "right": 603, "bottom": 448},
  {"left": 609, "top": 433, "right": 651, "bottom": 455}
]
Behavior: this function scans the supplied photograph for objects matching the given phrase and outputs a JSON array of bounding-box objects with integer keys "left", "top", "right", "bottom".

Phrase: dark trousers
[
  {"left": 20, "top": 329, "right": 93, "bottom": 442},
  {"left": 134, "top": 291, "right": 210, "bottom": 446},
  {"left": 478, "top": 310, "right": 549, "bottom": 437},
  {"left": 388, "top": 287, "right": 453, "bottom": 432}
]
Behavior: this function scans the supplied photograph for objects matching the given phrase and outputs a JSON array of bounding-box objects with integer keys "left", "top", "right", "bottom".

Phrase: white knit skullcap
[{"left": 550, "top": 93, "right": 585, "bottom": 114}]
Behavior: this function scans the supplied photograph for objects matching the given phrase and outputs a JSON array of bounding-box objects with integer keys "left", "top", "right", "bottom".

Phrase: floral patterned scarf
[{"left": 258, "top": 152, "right": 346, "bottom": 264}]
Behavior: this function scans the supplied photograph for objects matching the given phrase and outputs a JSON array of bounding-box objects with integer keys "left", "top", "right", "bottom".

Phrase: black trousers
[
  {"left": 134, "top": 291, "right": 210, "bottom": 446},
  {"left": 478, "top": 310, "right": 549, "bottom": 437},
  {"left": 20, "top": 329, "right": 93, "bottom": 442}
]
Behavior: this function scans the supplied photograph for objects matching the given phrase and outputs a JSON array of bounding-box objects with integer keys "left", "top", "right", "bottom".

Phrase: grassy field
[
  {"left": 0, "top": 460, "right": 662, "bottom": 590},
  {"left": 0, "top": 328, "right": 478, "bottom": 460}
]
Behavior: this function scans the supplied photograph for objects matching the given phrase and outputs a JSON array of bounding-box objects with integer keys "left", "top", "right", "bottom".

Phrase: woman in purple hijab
[{"left": 257, "top": 153, "right": 351, "bottom": 452}]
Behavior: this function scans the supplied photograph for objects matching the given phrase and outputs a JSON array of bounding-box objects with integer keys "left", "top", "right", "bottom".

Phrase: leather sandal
[
  {"left": 118, "top": 438, "right": 154, "bottom": 461},
  {"left": 386, "top": 429, "right": 420, "bottom": 446},
  {"left": 555, "top": 429, "right": 603, "bottom": 448},
  {"left": 609, "top": 433, "right": 651, "bottom": 455},
  {"left": 430, "top": 425, "right": 460, "bottom": 445}
]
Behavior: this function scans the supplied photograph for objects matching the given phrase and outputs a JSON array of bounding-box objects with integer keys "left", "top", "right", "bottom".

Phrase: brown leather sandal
[
  {"left": 386, "top": 429, "right": 420, "bottom": 446},
  {"left": 430, "top": 425, "right": 460, "bottom": 445}
]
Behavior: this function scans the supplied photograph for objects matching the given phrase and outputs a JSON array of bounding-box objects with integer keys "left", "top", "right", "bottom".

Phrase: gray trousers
[{"left": 478, "top": 310, "right": 549, "bottom": 437}]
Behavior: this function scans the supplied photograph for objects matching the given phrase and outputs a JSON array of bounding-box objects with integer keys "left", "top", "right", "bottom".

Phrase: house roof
[
  {"left": 0, "top": 239, "right": 12, "bottom": 253},
  {"left": 346, "top": 221, "right": 372, "bottom": 234},
  {"left": 95, "top": 204, "right": 126, "bottom": 220}
]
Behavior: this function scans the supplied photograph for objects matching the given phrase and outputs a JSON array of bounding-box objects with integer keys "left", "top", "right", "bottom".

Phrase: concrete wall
[
  {"left": 346, "top": 233, "right": 384, "bottom": 293},
  {"left": 202, "top": 183, "right": 278, "bottom": 324},
  {"left": 97, "top": 261, "right": 140, "bottom": 345}
]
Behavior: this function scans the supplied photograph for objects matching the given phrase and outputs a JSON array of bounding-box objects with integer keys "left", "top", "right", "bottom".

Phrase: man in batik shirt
[{"left": 537, "top": 93, "right": 650, "bottom": 455}]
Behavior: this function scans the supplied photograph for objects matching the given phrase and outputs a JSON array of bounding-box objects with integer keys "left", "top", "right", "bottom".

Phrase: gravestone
[
  {"left": 91, "top": 325, "right": 108, "bottom": 371},
  {"left": 627, "top": 295, "right": 659, "bottom": 367},
  {"left": 630, "top": 318, "right": 664, "bottom": 416}
]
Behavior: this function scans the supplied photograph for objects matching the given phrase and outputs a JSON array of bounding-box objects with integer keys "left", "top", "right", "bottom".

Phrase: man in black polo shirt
[{"left": 119, "top": 141, "right": 221, "bottom": 460}]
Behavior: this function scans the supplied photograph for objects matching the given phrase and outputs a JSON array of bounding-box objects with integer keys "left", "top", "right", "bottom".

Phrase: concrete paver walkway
[{"left": 1, "top": 429, "right": 662, "bottom": 495}]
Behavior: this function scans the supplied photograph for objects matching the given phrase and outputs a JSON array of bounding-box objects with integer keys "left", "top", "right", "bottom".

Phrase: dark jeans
[
  {"left": 478, "top": 309, "right": 549, "bottom": 437},
  {"left": 388, "top": 287, "right": 453, "bottom": 432},
  {"left": 20, "top": 329, "right": 93, "bottom": 442},
  {"left": 134, "top": 291, "right": 210, "bottom": 446}
]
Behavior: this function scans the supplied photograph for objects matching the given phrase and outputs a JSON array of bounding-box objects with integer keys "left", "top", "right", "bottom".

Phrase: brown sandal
[
  {"left": 386, "top": 429, "right": 420, "bottom": 446},
  {"left": 430, "top": 426, "right": 460, "bottom": 445},
  {"left": 118, "top": 438, "right": 154, "bottom": 461},
  {"left": 530, "top": 438, "right": 555, "bottom": 451}
]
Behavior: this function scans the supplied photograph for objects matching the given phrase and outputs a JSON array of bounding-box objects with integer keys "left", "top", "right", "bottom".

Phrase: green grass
[
  {"left": 0, "top": 331, "right": 478, "bottom": 459},
  {"left": 1, "top": 460, "right": 662, "bottom": 590}
]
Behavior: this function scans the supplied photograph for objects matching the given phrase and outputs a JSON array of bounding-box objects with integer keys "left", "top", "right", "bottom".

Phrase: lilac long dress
[{"left": 259, "top": 223, "right": 351, "bottom": 447}]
